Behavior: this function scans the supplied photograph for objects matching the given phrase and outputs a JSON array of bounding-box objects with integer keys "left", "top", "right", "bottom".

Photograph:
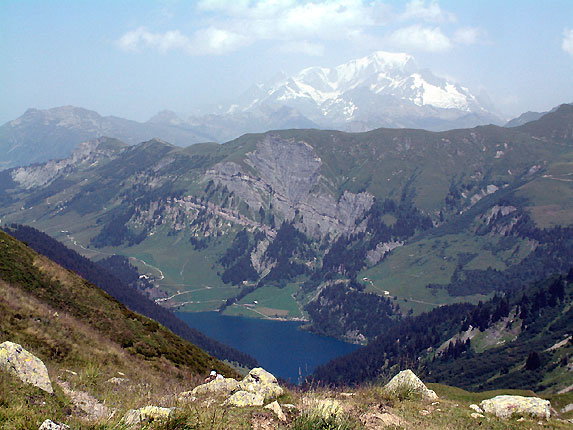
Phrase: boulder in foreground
[
  {"left": 38, "top": 420, "right": 69, "bottom": 430},
  {"left": 480, "top": 395, "right": 550, "bottom": 420},
  {"left": 190, "top": 376, "right": 239, "bottom": 397},
  {"left": 0, "top": 341, "right": 53, "bottom": 393},
  {"left": 123, "top": 405, "right": 175, "bottom": 425},
  {"left": 236, "top": 367, "right": 284, "bottom": 401},
  {"left": 224, "top": 390, "right": 265, "bottom": 407},
  {"left": 383, "top": 369, "right": 438, "bottom": 401}
]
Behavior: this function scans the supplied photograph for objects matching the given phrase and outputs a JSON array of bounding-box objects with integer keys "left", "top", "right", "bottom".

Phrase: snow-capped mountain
[{"left": 224, "top": 51, "right": 498, "bottom": 132}]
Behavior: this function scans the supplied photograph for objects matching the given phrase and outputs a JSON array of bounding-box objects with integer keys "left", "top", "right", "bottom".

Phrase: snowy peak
[{"left": 233, "top": 51, "right": 493, "bottom": 130}]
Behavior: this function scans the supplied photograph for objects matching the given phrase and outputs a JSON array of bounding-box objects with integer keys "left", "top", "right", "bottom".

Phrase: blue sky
[{"left": 1, "top": 0, "right": 572, "bottom": 124}]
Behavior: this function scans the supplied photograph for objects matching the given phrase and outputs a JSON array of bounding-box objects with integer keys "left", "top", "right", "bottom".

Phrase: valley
[
  {"left": 3, "top": 2, "right": 573, "bottom": 427},
  {"left": 1, "top": 105, "right": 571, "bottom": 343}
]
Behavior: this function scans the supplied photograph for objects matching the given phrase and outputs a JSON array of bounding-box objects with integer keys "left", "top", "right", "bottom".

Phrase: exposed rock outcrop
[
  {"left": 360, "top": 411, "right": 403, "bottom": 428},
  {"left": 366, "top": 240, "right": 404, "bottom": 265},
  {"left": 236, "top": 367, "right": 284, "bottom": 401},
  {"left": 0, "top": 341, "right": 53, "bottom": 393},
  {"left": 184, "top": 367, "right": 283, "bottom": 408},
  {"left": 123, "top": 405, "right": 175, "bottom": 425},
  {"left": 383, "top": 369, "right": 438, "bottom": 401},
  {"left": 224, "top": 391, "right": 265, "bottom": 407},
  {"left": 265, "top": 400, "right": 287, "bottom": 421},
  {"left": 480, "top": 395, "right": 550, "bottom": 420},
  {"left": 206, "top": 135, "right": 374, "bottom": 237},
  {"left": 38, "top": 420, "right": 70, "bottom": 430},
  {"left": 189, "top": 376, "right": 239, "bottom": 397},
  {"left": 57, "top": 379, "right": 110, "bottom": 420}
]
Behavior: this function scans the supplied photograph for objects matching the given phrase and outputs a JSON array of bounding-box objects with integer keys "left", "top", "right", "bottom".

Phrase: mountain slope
[
  {"left": 0, "top": 104, "right": 571, "bottom": 341},
  {"left": 505, "top": 111, "right": 546, "bottom": 127},
  {"left": 2, "top": 224, "right": 257, "bottom": 368},
  {"left": 311, "top": 272, "right": 573, "bottom": 394},
  {"left": 0, "top": 106, "right": 214, "bottom": 170},
  {"left": 0, "top": 228, "right": 239, "bottom": 378}
]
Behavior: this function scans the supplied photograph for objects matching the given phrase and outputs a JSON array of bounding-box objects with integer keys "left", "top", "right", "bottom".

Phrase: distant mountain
[
  {"left": 0, "top": 53, "right": 505, "bottom": 170},
  {"left": 505, "top": 111, "right": 546, "bottom": 127},
  {"left": 0, "top": 106, "right": 214, "bottom": 170},
  {"left": 148, "top": 51, "right": 502, "bottom": 141},
  {"left": 505, "top": 103, "right": 573, "bottom": 128},
  {"left": 233, "top": 51, "right": 497, "bottom": 129}
]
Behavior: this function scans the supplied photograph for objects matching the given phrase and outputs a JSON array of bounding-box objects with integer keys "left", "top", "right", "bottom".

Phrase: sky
[{"left": 1, "top": 0, "right": 573, "bottom": 124}]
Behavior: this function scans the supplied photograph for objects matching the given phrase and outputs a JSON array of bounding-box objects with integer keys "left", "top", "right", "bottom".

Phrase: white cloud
[
  {"left": 388, "top": 25, "right": 451, "bottom": 52},
  {"left": 116, "top": 1, "right": 479, "bottom": 56},
  {"left": 117, "top": 27, "right": 191, "bottom": 53},
  {"left": 563, "top": 28, "right": 573, "bottom": 56},
  {"left": 400, "top": 0, "right": 456, "bottom": 23},
  {"left": 118, "top": 0, "right": 378, "bottom": 55},
  {"left": 116, "top": 26, "right": 248, "bottom": 55},
  {"left": 279, "top": 41, "right": 325, "bottom": 56},
  {"left": 454, "top": 27, "right": 488, "bottom": 45}
]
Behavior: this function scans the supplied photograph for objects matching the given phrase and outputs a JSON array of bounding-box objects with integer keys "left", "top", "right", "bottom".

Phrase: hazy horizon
[{"left": 2, "top": 0, "right": 573, "bottom": 124}]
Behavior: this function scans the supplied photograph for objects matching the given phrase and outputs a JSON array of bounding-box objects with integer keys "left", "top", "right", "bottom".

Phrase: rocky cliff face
[
  {"left": 11, "top": 137, "right": 125, "bottom": 189},
  {"left": 207, "top": 134, "right": 373, "bottom": 237}
]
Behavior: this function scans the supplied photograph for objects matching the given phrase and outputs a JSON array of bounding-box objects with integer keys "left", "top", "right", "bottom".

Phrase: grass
[
  {"left": 360, "top": 233, "right": 501, "bottom": 314},
  {"left": 224, "top": 284, "right": 303, "bottom": 319},
  {"left": 517, "top": 161, "right": 573, "bottom": 228}
]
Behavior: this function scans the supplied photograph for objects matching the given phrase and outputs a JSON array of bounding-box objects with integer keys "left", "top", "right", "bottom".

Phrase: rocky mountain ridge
[
  {"left": 1, "top": 52, "right": 505, "bottom": 170},
  {"left": 0, "top": 104, "right": 571, "bottom": 338},
  {"left": 225, "top": 51, "right": 495, "bottom": 130},
  {"left": 0, "top": 106, "right": 213, "bottom": 170}
]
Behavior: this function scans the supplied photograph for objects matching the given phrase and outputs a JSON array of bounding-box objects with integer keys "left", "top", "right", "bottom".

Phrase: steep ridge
[
  {"left": 0, "top": 228, "right": 239, "bottom": 383},
  {"left": 311, "top": 272, "right": 573, "bottom": 395},
  {"left": 2, "top": 224, "right": 257, "bottom": 368},
  {"left": 0, "top": 106, "right": 213, "bottom": 170},
  {"left": 0, "top": 105, "right": 571, "bottom": 341}
]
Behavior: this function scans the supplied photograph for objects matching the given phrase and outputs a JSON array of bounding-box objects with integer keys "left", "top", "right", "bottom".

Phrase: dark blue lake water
[{"left": 176, "top": 312, "right": 360, "bottom": 383}]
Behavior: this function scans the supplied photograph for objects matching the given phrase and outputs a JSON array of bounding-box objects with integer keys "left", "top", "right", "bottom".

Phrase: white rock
[
  {"left": 0, "top": 341, "right": 53, "bottom": 393},
  {"left": 469, "top": 404, "right": 483, "bottom": 413},
  {"left": 265, "top": 400, "right": 287, "bottom": 421},
  {"left": 39, "top": 420, "right": 70, "bottom": 430},
  {"left": 383, "top": 369, "right": 438, "bottom": 401},
  {"left": 480, "top": 395, "right": 550, "bottom": 420}
]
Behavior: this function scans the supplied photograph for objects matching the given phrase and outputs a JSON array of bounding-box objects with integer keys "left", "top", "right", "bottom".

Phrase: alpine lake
[{"left": 176, "top": 312, "right": 360, "bottom": 383}]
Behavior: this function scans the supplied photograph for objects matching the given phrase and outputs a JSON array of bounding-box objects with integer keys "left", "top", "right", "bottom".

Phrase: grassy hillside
[
  {"left": 0, "top": 229, "right": 240, "bottom": 427},
  {"left": 3, "top": 224, "right": 257, "bottom": 367},
  {"left": 311, "top": 272, "right": 573, "bottom": 396}
]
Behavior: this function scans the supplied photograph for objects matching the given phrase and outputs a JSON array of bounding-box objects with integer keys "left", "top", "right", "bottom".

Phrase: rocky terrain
[{"left": 3, "top": 338, "right": 572, "bottom": 429}]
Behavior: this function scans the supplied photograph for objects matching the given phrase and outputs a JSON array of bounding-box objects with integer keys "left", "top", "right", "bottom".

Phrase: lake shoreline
[{"left": 176, "top": 311, "right": 360, "bottom": 383}]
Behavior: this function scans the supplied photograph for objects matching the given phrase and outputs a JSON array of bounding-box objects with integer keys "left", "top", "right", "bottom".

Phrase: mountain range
[
  {"left": 0, "top": 106, "right": 214, "bottom": 170},
  {"left": 213, "top": 51, "right": 498, "bottom": 134},
  {"left": 0, "top": 103, "right": 571, "bottom": 347},
  {"left": 0, "top": 51, "right": 504, "bottom": 170}
]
